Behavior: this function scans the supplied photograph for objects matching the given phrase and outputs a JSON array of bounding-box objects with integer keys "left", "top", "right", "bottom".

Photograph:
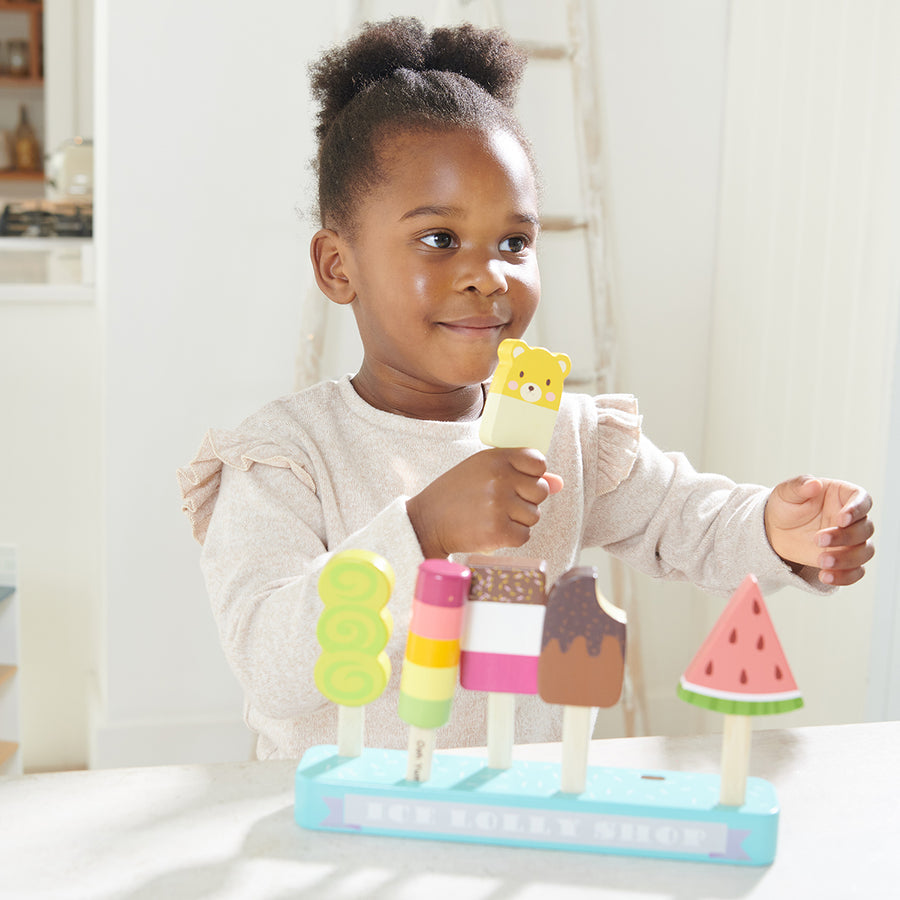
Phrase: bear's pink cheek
[
  {"left": 507, "top": 381, "right": 519, "bottom": 391},
  {"left": 545, "top": 392, "right": 556, "bottom": 402}
]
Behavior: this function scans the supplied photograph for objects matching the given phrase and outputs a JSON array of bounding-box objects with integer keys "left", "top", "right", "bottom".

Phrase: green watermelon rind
[{"left": 677, "top": 682, "right": 804, "bottom": 716}]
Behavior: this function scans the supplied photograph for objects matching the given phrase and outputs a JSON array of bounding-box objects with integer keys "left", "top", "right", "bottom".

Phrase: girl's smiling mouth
[{"left": 438, "top": 315, "right": 508, "bottom": 337}]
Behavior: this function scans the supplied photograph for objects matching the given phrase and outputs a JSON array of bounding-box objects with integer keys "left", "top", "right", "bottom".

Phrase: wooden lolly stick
[
  {"left": 406, "top": 725, "right": 436, "bottom": 782},
  {"left": 487, "top": 693, "right": 516, "bottom": 770},
  {"left": 560, "top": 705, "right": 593, "bottom": 794},
  {"left": 337, "top": 705, "right": 364, "bottom": 759},
  {"left": 720, "top": 714, "right": 752, "bottom": 806}
]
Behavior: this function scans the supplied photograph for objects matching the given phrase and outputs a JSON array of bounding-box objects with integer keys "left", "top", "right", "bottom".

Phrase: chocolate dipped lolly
[
  {"left": 460, "top": 555, "right": 547, "bottom": 768},
  {"left": 314, "top": 550, "right": 395, "bottom": 757},
  {"left": 538, "top": 566, "right": 627, "bottom": 793},
  {"left": 399, "top": 559, "right": 471, "bottom": 782}
]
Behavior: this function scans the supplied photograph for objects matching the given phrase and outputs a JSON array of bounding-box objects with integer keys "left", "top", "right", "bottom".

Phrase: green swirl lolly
[
  {"left": 315, "top": 550, "right": 395, "bottom": 708},
  {"left": 317, "top": 605, "right": 392, "bottom": 658},
  {"left": 318, "top": 549, "right": 395, "bottom": 611},
  {"left": 314, "top": 650, "right": 391, "bottom": 707}
]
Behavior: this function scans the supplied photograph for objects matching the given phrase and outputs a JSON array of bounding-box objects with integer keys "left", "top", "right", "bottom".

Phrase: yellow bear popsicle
[{"left": 479, "top": 339, "right": 572, "bottom": 455}]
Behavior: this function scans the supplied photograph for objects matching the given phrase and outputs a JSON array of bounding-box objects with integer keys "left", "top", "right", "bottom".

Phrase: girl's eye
[
  {"left": 500, "top": 236, "right": 529, "bottom": 253},
  {"left": 420, "top": 232, "right": 456, "bottom": 249}
]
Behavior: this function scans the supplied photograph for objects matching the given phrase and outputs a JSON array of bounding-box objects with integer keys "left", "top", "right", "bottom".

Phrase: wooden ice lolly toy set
[{"left": 295, "top": 342, "right": 803, "bottom": 866}]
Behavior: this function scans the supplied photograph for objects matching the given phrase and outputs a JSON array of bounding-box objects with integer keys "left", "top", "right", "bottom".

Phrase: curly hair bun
[{"left": 310, "top": 17, "right": 526, "bottom": 141}]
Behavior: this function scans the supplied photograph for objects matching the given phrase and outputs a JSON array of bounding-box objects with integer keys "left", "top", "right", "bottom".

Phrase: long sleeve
[
  {"left": 178, "top": 379, "right": 830, "bottom": 760},
  {"left": 177, "top": 377, "right": 569, "bottom": 759},
  {"left": 585, "top": 434, "right": 830, "bottom": 596},
  {"left": 201, "top": 460, "right": 424, "bottom": 722}
]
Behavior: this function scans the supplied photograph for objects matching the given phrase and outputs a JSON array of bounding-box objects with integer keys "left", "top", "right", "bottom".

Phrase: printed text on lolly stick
[{"left": 409, "top": 739, "right": 426, "bottom": 782}]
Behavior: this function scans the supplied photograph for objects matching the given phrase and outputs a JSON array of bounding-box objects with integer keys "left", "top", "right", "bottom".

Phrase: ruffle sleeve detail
[
  {"left": 176, "top": 429, "right": 317, "bottom": 544},
  {"left": 594, "top": 394, "right": 642, "bottom": 496}
]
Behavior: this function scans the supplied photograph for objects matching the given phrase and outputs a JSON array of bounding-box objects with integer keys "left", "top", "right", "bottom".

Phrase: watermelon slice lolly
[{"left": 677, "top": 574, "right": 803, "bottom": 806}]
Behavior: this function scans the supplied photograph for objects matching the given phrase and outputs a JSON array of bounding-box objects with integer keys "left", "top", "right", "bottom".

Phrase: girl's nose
[{"left": 456, "top": 254, "right": 508, "bottom": 296}]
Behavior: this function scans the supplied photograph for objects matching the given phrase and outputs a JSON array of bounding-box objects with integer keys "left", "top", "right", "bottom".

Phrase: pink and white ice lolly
[{"left": 460, "top": 556, "right": 547, "bottom": 694}]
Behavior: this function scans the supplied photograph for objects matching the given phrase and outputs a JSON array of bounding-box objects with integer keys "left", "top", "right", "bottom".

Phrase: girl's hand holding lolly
[
  {"left": 408, "top": 338, "right": 570, "bottom": 559},
  {"left": 406, "top": 447, "right": 562, "bottom": 558}
]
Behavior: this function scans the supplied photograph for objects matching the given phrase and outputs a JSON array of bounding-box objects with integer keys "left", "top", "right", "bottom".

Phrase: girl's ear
[{"left": 310, "top": 229, "right": 355, "bottom": 305}]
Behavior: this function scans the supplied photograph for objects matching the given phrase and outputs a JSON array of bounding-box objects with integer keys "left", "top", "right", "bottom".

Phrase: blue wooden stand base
[{"left": 295, "top": 746, "right": 779, "bottom": 865}]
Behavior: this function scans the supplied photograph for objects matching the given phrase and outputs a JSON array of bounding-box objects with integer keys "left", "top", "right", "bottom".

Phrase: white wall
[
  {"left": 91, "top": 1, "right": 330, "bottom": 766},
  {"left": 0, "top": 300, "right": 101, "bottom": 772},
  {"left": 588, "top": 0, "right": 729, "bottom": 736},
  {"left": 869, "top": 300, "right": 900, "bottom": 719},
  {"left": 0, "top": 0, "right": 99, "bottom": 773},
  {"left": 704, "top": 0, "right": 900, "bottom": 730}
]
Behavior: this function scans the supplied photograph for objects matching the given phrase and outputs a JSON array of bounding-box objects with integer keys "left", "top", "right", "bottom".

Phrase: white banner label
[{"left": 341, "top": 794, "right": 728, "bottom": 855}]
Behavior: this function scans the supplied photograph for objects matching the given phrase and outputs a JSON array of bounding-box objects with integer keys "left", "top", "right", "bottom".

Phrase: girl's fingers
[
  {"left": 820, "top": 565, "right": 867, "bottom": 587},
  {"left": 837, "top": 486, "right": 872, "bottom": 526},
  {"left": 544, "top": 472, "right": 564, "bottom": 495},
  {"left": 507, "top": 447, "right": 549, "bottom": 477},
  {"left": 816, "top": 518, "right": 875, "bottom": 548},
  {"left": 818, "top": 540, "right": 875, "bottom": 574},
  {"left": 509, "top": 498, "right": 541, "bottom": 529},
  {"left": 515, "top": 474, "right": 553, "bottom": 506}
]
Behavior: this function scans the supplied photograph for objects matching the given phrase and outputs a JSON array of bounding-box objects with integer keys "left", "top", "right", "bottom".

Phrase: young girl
[{"left": 178, "top": 18, "right": 874, "bottom": 761}]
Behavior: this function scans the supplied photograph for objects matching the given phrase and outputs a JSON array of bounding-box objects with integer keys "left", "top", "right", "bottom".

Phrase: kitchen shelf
[
  {"left": 0, "top": 77, "right": 41, "bottom": 88},
  {"left": 0, "top": 168, "right": 42, "bottom": 180},
  {"left": 0, "top": 1, "right": 44, "bottom": 173},
  {"left": 0, "top": 2, "right": 42, "bottom": 77}
]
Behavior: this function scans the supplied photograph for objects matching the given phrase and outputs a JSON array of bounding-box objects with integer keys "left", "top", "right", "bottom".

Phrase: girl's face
[{"left": 338, "top": 126, "right": 541, "bottom": 409}]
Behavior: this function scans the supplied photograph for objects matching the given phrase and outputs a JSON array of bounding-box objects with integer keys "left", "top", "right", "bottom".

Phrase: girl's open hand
[
  {"left": 406, "top": 448, "right": 563, "bottom": 559},
  {"left": 764, "top": 476, "right": 874, "bottom": 586}
]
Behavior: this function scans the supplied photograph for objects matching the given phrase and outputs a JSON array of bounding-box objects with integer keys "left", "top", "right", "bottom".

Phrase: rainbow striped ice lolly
[{"left": 398, "top": 559, "right": 471, "bottom": 782}]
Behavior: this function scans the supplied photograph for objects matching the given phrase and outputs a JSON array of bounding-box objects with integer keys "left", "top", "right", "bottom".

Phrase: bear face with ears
[{"left": 480, "top": 339, "right": 572, "bottom": 455}]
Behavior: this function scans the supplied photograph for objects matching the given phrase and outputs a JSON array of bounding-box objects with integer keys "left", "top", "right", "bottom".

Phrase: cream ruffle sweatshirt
[{"left": 178, "top": 375, "right": 826, "bottom": 760}]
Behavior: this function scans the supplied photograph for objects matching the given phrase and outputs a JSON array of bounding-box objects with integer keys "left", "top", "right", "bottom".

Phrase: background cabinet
[
  {"left": 0, "top": 0, "right": 43, "bottom": 196},
  {"left": 0, "top": 544, "right": 20, "bottom": 776}
]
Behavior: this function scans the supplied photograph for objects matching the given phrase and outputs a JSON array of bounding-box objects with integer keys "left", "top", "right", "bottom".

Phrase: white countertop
[
  {"left": 1, "top": 722, "right": 896, "bottom": 899},
  {"left": 0, "top": 237, "right": 93, "bottom": 302}
]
